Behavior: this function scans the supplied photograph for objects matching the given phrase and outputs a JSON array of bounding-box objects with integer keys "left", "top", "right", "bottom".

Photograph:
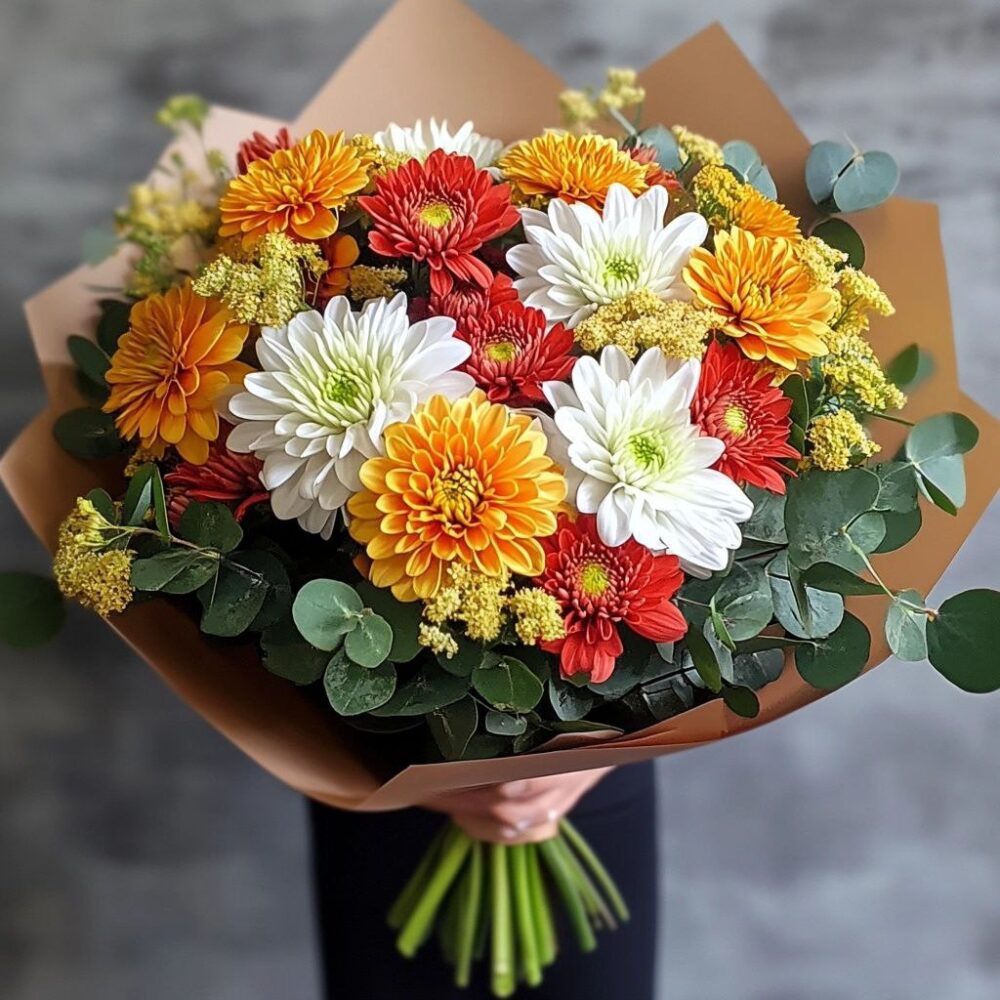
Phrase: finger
[{"left": 450, "top": 810, "right": 560, "bottom": 845}]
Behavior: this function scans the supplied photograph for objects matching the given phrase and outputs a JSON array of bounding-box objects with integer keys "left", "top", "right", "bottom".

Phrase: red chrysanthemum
[
  {"left": 444, "top": 276, "right": 575, "bottom": 405},
  {"left": 429, "top": 273, "right": 518, "bottom": 330},
  {"left": 358, "top": 149, "right": 519, "bottom": 297},
  {"left": 536, "top": 514, "right": 687, "bottom": 684},
  {"left": 691, "top": 338, "right": 800, "bottom": 494},
  {"left": 236, "top": 127, "right": 294, "bottom": 175},
  {"left": 164, "top": 427, "right": 269, "bottom": 528}
]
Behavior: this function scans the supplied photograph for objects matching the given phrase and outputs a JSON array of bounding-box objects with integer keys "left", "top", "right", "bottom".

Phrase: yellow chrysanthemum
[
  {"left": 692, "top": 165, "right": 800, "bottom": 241},
  {"left": 347, "top": 391, "right": 566, "bottom": 601},
  {"left": 104, "top": 281, "right": 251, "bottom": 464},
  {"left": 218, "top": 129, "right": 369, "bottom": 248},
  {"left": 684, "top": 228, "right": 837, "bottom": 369},
  {"left": 498, "top": 131, "right": 647, "bottom": 210}
]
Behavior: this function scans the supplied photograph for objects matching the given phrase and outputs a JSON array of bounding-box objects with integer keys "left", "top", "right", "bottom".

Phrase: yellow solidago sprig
[
  {"left": 348, "top": 264, "right": 408, "bottom": 304},
  {"left": 672, "top": 125, "right": 725, "bottom": 168},
  {"left": 53, "top": 498, "right": 134, "bottom": 616},
  {"left": 558, "top": 67, "right": 645, "bottom": 132},
  {"left": 193, "top": 231, "right": 328, "bottom": 327},
  {"left": 574, "top": 289, "right": 716, "bottom": 359},
  {"left": 832, "top": 267, "right": 895, "bottom": 336},
  {"left": 419, "top": 564, "right": 565, "bottom": 656},
  {"left": 806, "top": 409, "right": 880, "bottom": 472},
  {"left": 821, "top": 327, "right": 907, "bottom": 413}
]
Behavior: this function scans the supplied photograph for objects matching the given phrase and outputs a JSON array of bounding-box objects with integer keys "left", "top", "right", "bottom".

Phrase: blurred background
[{"left": 1, "top": 0, "right": 998, "bottom": 997}]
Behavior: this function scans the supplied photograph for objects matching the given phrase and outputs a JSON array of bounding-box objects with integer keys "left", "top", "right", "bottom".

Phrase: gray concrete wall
[{"left": 1, "top": 1, "right": 998, "bottom": 997}]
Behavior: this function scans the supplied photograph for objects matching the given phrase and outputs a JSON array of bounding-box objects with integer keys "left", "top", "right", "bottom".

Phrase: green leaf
[
  {"left": 812, "top": 218, "right": 865, "bottom": 268},
  {"left": 322, "top": 650, "right": 396, "bottom": 716},
  {"left": 356, "top": 581, "right": 422, "bottom": 662},
  {"left": 640, "top": 675, "right": 695, "bottom": 721},
  {"left": 588, "top": 628, "right": 658, "bottom": 698},
  {"left": 799, "top": 561, "right": 885, "bottom": 596},
  {"left": 683, "top": 625, "right": 722, "bottom": 693},
  {"left": 485, "top": 710, "right": 527, "bottom": 737},
  {"left": 870, "top": 462, "right": 919, "bottom": 514},
  {"left": 769, "top": 552, "right": 845, "bottom": 639},
  {"left": 85, "top": 488, "right": 118, "bottom": 523},
  {"left": 427, "top": 698, "right": 478, "bottom": 760},
  {"left": 198, "top": 555, "right": 270, "bottom": 637},
  {"left": 122, "top": 463, "right": 156, "bottom": 526},
  {"left": 742, "top": 486, "right": 787, "bottom": 544},
  {"left": 728, "top": 649, "right": 785, "bottom": 690},
  {"left": 884, "top": 344, "right": 933, "bottom": 391},
  {"left": 721, "top": 683, "right": 760, "bottom": 718},
  {"left": 53, "top": 407, "right": 125, "bottom": 460},
  {"left": 344, "top": 612, "right": 393, "bottom": 668},
  {"left": 549, "top": 675, "right": 595, "bottom": 721},
  {"left": 677, "top": 573, "right": 726, "bottom": 629},
  {"left": 292, "top": 578, "right": 363, "bottom": 651},
  {"left": 637, "top": 124, "right": 682, "bottom": 172},
  {"left": 874, "top": 507, "right": 922, "bottom": 554},
  {"left": 926, "top": 589, "right": 1000, "bottom": 693},
  {"left": 832, "top": 151, "right": 900, "bottom": 213},
  {"left": 785, "top": 468, "right": 884, "bottom": 572},
  {"left": 885, "top": 589, "right": 928, "bottom": 662},
  {"left": 710, "top": 601, "right": 737, "bottom": 650},
  {"left": 238, "top": 550, "right": 291, "bottom": 631},
  {"left": 67, "top": 335, "right": 110, "bottom": 388},
  {"left": 722, "top": 139, "right": 777, "bottom": 198},
  {"left": 905, "top": 413, "right": 978, "bottom": 514},
  {"left": 436, "top": 634, "right": 486, "bottom": 677},
  {"left": 371, "top": 664, "right": 468, "bottom": 716},
  {"left": 95, "top": 299, "right": 132, "bottom": 355},
  {"left": 0, "top": 573, "right": 66, "bottom": 648},
  {"left": 794, "top": 612, "right": 870, "bottom": 690},
  {"left": 710, "top": 563, "right": 773, "bottom": 641},
  {"left": 178, "top": 501, "right": 242, "bottom": 553},
  {"left": 260, "top": 617, "right": 328, "bottom": 685},
  {"left": 472, "top": 654, "right": 544, "bottom": 713},
  {"left": 805, "top": 140, "right": 854, "bottom": 204},
  {"left": 131, "top": 549, "right": 218, "bottom": 594},
  {"left": 783, "top": 372, "right": 811, "bottom": 432}
]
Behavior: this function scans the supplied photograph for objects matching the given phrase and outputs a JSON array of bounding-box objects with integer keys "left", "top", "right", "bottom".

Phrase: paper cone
[{"left": 3, "top": 0, "right": 997, "bottom": 811}]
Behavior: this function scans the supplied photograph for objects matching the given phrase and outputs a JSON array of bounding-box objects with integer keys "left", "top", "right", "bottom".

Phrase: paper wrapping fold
[{"left": 2, "top": 0, "right": 997, "bottom": 811}]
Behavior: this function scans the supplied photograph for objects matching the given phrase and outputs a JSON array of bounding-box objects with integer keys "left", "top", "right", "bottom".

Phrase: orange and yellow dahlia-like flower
[
  {"left": 218, "top": 129, "right": 369, "bottom": 248},
  {"left": 683, "top": 228, "right": 836, "bottom": 369},
  {"left": 498, "top": 131, "right": 647, "bottom": 210},
  {"left": 731, "top": 190, "right": 801, "bottom": 242},
  {"left": 103, "top": 282, "right": 251, "bottom": 464},
  {"left": 347, "top": 391, "right": 566, "bottom": 601}
]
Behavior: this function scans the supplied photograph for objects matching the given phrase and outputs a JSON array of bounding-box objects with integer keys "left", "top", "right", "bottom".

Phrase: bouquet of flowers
[{"left": 3, "top": 3, "right": 998, "bottom": 996}]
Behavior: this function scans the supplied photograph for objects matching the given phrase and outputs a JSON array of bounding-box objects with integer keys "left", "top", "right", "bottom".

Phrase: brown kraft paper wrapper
[{"left": 2, "top": 0, "right": 998, "bottom": 811}]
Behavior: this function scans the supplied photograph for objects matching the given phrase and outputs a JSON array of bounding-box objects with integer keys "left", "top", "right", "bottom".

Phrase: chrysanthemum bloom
[
  {"left": 236, "top": 127, "right": 294, "bottom": 175},
  {"left": 536, "top": 514, "right": 687, "bottom": 683},
  {"left": 684, "top": 228, "right": 836, "bottom": 369},
  {"left": 508, "top": 184, "right": 708, "bottom": 328},
  {"left": 692, "top": 165, "right": 800, "bottom": 241},
  {"left": 373, "top": 119, "right": 504, "bottom": 170},
  {"left": 226, "top": 293, "right": 473, "bottom": 539},
  {"left": 164, "top": 428, "right": 268, "bottom": 528},
  {"left": 544, "top": 345, "right": 753, "bottom": 574},
  {"left": 498, "top": 132, "right": 647, "bottom": 210},
  {"left": 691, "top": 339, "right": 799, "bottom": 494},
  {"left": 629, "top": 144, "right": 683, "bottom": 194},
  {"left": 104, "top": 282, "right": 251, "bottom": 465},
  {"left": 429, "top": 273, "right": 519, "bottom": 331},
  {"left": 347, "top": 391, "right": 567, "bottom": 601},
  {"left": 219, "top": 130, "right": 370, "bottom": 248},
  {"left": 359, "top": 149, "right": 519, "bottom": 297}
]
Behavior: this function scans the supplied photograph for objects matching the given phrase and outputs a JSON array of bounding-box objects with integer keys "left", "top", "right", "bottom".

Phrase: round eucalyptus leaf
[
  {"left": 722, "top": 684, "right": 760, "bottom": 719},
  {"left": 550, "top": 676, "right": 595, "bottom": 721},
  {"left": 885, "top": 589, "right": 928, "bottom": 663},
  {"left": 833, "top": 151, "right": 900, "bottom": 213},
  {"left": 729, "top": 648, "right": 786, "bottom": 690},
  {"left": 874, "top": 507, "right": 923, "bottom": 554},
  {"left": 472, "top": 654, "right": 544, "bottom": 713},
  {"left": 355, "top": 581, "right": 422, "bottom": 662},
  {"left": 197, "top": 555, "right": 270, "bottom": 638},
  {"left": 372, "top": 664, "right": 469, "bottom": 716},
  {"left": 637, "top": 124, "right": 682, "bottom": 172},
  {"left": 344, "top": 612, "right": 393, "bottom": 668},
  {"left": 292, "top": 578, "right": 363, "bottom": 651},
  {"left": 436, "top": 633, "right": 485, "bottom": 677},
  {"left": 53, "top": 407, "right": 125, "bottom": 460},
  {"left": 768, "top": 552, "right": 844, "bottom": 639},
  {"left": 742, "top": 486, "right": 787, "bottom": 544},
  {"left": 870, "top": 462, "right": 919, "bottom": 514},
  {"left": 812, "top": 218, "right": 865, "bottom": 268},
  {"left": 322, "top": 650, "right": 396, "bottom": 716},
  {"left": 926, "top": 589, "right": 1000, "bottom": 693},
  {"left": 261, "top": 617, "right": 328, "bottom": 686},
  {"left": 795, "top": 612, "right": 870, "bottom": 690},
  {"left": 427, "top": 698, "right": 478, "bottom": 761},
  {"left": 178, "top": 501, "right": 243, "bottom": 553},
  {"left": 485, "top": 710, "right": 527, "bottom": 737},
  {"left": 805, "top": 140, "right": 854, "bottom": 204},
  {"left": 906, "top": 412, "right": 979, "bottom": 462},
  {"left": 711, "top": 563, "right": 774, "bottom": 641},
  {"left": 0, "top": 573, "right": 66, "bottom": 649}
]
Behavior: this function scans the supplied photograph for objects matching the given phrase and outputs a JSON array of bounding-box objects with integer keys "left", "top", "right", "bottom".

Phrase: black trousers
[{"left": 308, "top": 761, "right": 658, "bottom": 999}]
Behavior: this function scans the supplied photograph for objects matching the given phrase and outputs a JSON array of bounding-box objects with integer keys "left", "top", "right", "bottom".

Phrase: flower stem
[
  {"left": 561, "top": 819, "right": 630, "bottom": 922},
  {"left": 526, "top": 842, "right": 556, "bottom": 967},
  {"left": 454, "top": 840, "right": 483, "bottom": 988},
  {"left": 490, "top": 843, "right": 516, "bottom": 997},
  {"left": 388, "top": 824, "right": 447, "bottom": 930},
  {"left": 538, "top": 837, "right": 597, "bottom": 952},
  {"left": 511, "top": 844, "right": 542, "bottom": 987}
]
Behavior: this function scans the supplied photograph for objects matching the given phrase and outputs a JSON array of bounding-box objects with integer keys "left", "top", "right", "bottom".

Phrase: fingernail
[
  {"left": 502, "top": 780, "right": 531, "bottom": 799},
  {"left": 514, "top": 817, "right": 533, "bottom": 832},
  {"left": 546, "top": 808, "right": 559, "bottom": 824},
  {"left": 502, "top": 826, "right": 518, "bottom": 840}
]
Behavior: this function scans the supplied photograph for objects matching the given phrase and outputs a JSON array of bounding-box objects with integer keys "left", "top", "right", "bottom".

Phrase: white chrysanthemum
[
  {"left": 374, "top": 118, "right": 505, "bottom": 170},
  {"left": 543, "top": 346, "right": 753, "bottom": 573},
  {"left": 507, "top": 184, "right": 708, "bottom": 328},
  {"left": 226, "top": 294, "right": 474, "bottom": 539}
]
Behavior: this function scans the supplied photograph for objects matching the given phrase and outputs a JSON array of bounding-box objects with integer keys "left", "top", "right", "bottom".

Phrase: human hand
[{"left": 422, "top": 767, "right": 614, "bottom": 844}]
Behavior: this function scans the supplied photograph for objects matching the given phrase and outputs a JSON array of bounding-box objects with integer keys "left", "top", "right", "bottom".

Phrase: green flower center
[
  {"left": 323, "top": 371, "right": 362, "bottom": 405},
  {"left": 578, "top": 561, "right": 610, "bottom": 597},
  {"left": 485, "top": 340, "right": 517, "bottom": 362},
  {"left": 722, "top": 404, "right": 748, "bottom": 437},
  {"left": 628, "top": 431, "right": 665, "bottom": 469},
  {"left": 603, "top": 253, "right": 641, "bottom": 285},
  {"left": 418, "top": 201, "right": 454, "bottom": 228}
]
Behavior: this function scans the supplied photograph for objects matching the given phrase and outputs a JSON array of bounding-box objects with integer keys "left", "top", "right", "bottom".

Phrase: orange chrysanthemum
[
  {"left": 498, "top": 131, "right": 647, "bottom": 210},
  {"left": 347, "top": 391, "right": 566, "bottom": 601},
  {"left": 103, "top": 282, "right": 251, "bottom": 465},
  {"left": 218, "top": 129, "right": 369, "bottom": 248},
  {"left": 732, "top": 190, "right": 801, "bottom": 241},
  {"left": 683, "top": 228, "right": 836, "bottom": 369}
]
